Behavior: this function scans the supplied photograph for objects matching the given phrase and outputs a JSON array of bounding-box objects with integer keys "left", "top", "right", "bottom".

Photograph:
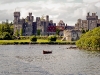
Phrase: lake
[{"left": 0, "top": 45, "right": 100, "bottom": 75}]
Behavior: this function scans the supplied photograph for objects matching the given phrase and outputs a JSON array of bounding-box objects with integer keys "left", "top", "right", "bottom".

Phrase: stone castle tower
[
  {"left": 13, "top": 12, "right": 35, "bottom": 36},
  {"left": 86, "top": 12, "right": 98, "bottom": 30},
  {"left": 75, "top": 12, "right": 99, "bottom": 31},
  {"left": 24, "top": 12, "right": 34, "bottom": 36},
  {"left": 36, "top": 15, "right": 49, "bottom": 35},
  {"left": 13, "top": 12, "right": 23, "bottom": 36}
]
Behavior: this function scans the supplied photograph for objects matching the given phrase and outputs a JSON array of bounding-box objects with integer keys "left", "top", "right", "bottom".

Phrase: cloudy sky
[{"left": 0, "top": 0, "right": 100, "bottom": 25}]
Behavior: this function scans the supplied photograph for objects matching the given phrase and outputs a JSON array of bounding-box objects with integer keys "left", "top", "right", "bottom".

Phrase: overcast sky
[{"left": 0, "top": 0, "right": 100, "bottom": 25}]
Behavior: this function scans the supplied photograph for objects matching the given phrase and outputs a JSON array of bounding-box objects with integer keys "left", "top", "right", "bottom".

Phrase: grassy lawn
[
  {"left": 37, "top": 39, "right": 48, "bottom": 42},
  {"left": 0, "top": 39, "right": 30, "bottom": 42},
  {"left": 37, "top": 39, "right": 62, "bottom": 42},
  {"left": 0, "top": 39, "right": 64, "bottom": 43},
  {"left": 0, "top": 38, "right": 75, "bottom": 45}
]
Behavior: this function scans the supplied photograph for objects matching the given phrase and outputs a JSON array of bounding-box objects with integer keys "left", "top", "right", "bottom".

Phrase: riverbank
[{"left": 0, "top": 39, "right": 75, "bottom": 45}]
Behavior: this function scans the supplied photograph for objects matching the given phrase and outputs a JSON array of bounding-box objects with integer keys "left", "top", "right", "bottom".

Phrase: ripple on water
[{"left": 0, "top": 45, "right": 100, "bottom": 75}]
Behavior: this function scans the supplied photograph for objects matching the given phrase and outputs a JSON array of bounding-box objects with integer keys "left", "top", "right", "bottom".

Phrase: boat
[{"left": 43, "top": 50, "right": 52, "bottom": 54}]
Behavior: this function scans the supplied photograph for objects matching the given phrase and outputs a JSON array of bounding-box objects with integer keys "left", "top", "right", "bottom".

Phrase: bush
[
  {"left": 76, "top": 27, "right": 100, "bottom": 50},
  {"left": 3, "top": 32, "right": 12, "bottom": 40},
  {"left": 30, "top": 36, "right": 37, "bottom": 42},
  {"left": 48, "top": 35, "right": 57, "bottom": 42}
]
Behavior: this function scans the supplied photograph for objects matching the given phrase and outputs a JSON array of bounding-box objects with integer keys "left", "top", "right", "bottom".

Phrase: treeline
[
  {"left": 0, "top": 23, "right": 14, "bottom": 40},
  {"left": 76, "top": 27, "right": 100, "bottom": 50}
]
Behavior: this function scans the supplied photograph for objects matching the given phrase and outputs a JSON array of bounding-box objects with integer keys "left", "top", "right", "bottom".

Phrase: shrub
[
  {"left": 48, "top": 35, "right": 57, "bottom": 42},
  {"left": 3, "top": 32, "right": 12, "bottom": 40},
  {"left": 30, "top": 36, "right": 37, "bottom": 42},
  {"left": 76, "top": 27, "right": 100, "bottom": 50}
]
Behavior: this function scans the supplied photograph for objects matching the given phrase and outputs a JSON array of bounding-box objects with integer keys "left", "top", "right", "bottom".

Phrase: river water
[{"left": 0, "top": 45, "right": 100, "bottom": 75}]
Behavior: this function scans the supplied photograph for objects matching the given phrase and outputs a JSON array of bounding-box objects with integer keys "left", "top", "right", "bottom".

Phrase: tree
[
  {"left": 4, "top": 23, "right": 11, "bottom": 33},
  {"left": 20, "top": 28, "right": 23, "bottom": 36},
  {"left": 3, "top": 32, "right": 12, "bottom": 40},
  {"left": 81, "top": 29, "right": 85, "bottom": 33},
  {"left": 56, "top": 29, "right": 60, "bottom": 35},
  {"left": 15, "top": 29, "right": 19, "bottom": 37},
  {"left": 76, "top": 27, "right": 100, "bottom": 50},
  {"left": 37, "top": 29, "right": 40, "bottom": 36}
]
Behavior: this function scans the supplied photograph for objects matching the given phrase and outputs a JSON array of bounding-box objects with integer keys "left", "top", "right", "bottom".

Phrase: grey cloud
[
  {"left": 0, "top": 0, "right": 47, "bottom": 4},
  {"left": 0, "top": 0, "right": 83, "bottom": 4},
  {"left": 52, "top": 0, "right": 83, "bottom": 3},
  {"left": 0, "top": 10, "right": 13, "bottom": 21},
  {"left": 0, "top": 0, "right": 100, "bottom": 25},
  {"left": 56, "top": 3, "right": 100, "bottom": 25}
]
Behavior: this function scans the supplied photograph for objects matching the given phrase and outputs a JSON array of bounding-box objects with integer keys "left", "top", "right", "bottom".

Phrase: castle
[
  {"left": 75, "top": 12, "right": 100, "bottom": 31},
  {"left": 63, "top": 12, "right": 100, "bottom": 41},
  {"left": 13, "top": 11, "right": 56, "bottom": 36},
  {"left": 13, "top": 11, "right": 100, "bottom": 41}
]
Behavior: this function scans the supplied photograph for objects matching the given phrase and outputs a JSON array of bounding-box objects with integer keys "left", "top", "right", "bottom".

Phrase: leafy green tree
[
  {"left": 20, "top": 28, "right": 23, "bottom": 36},
  {"left": 15, "top": 29, "right": 19, "bottom": 37},
  {"left": 81, "top": 29, "right": 85, "bottom": 33},
  {"left": 3, "top": 32, "right": 12, "bottom": 40},
  {"left": 56, "top": 29, "right": 60, "bottom": 35},
  {"left": 76, "top": 27, "right": 100, "bottom": 50},
  {"left": 4, "top": 24, "right": 11, "bottom": 33},
  {"left": 37, "top": 29, "right": 40, "bottom": 35},
  {"left": 1, "top": 25, "right": 4, "bottom": 33}
]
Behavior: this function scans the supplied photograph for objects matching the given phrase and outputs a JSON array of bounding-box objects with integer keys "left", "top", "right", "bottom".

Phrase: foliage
[
  {"left": 30, "top": 36, "right": 37, "bottom": 42},
  {"left": 19, "top": 36, "right": 30, "bottom": 40},
  {"left": 2, "top": 32, "right": 12, "bottom": 40},
  {"left": 76, "top": 27, "right": 100, "bottom": 50},
  {"left": 0, "top": 23, "right": 14, "bottom": 37},
  {"left": 15, "top": 29, "right": 19, "bottom": 37},
  {"left": 48, "top": 35, "right": 57, "bottom": 42},
  {"left": 37, "top": 29, "right": 41, "bottom": 35},
  {"left": 56, "top": 29, "right": 60, "bottom": 35},
  {"left": 81, "top": 29, "right": 85, "bottom": 33},
  {"left": 20, "top": 29, "right": 23, "bottom": 36}
]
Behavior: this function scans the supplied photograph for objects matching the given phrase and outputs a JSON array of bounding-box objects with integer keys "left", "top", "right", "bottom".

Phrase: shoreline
[{"left": 0, "top": 41, "right": 76, "bottom": 45}]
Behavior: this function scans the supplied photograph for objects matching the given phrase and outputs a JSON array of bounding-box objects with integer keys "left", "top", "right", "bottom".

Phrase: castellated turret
[
  {"left": 75, "top": 12, "right": 99, "bottom": 31},
  {"left": 86, "top": 12, "right": 98, "bottom": 30},
  {"left": 86, "top": 12, "right": 98, "bottom": 20},
  {"left": 36, "top": 17, "right": 40, "bottom": 22},
  {"left": 46, "top": 15, "right": 49, "bottom": 21},
  {"left": 46, "top": 15, "right": 49, "bottom": 31},
  {"left": 14, "top": 12, "right": 20, "bottom": 24},
  {"left": 27, "top": 12, "right": 34, "bottom": 22}
]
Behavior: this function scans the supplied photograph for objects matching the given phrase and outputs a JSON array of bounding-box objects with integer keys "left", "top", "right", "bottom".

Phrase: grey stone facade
[
  {"left": 62, "top": 30, "right": 82, "bottom": 41},
  {"left": 75, "top": 12, "right": 100, "bottom": 31},
  {"left": 14, "top": 12, "right": 36, "bottom": 36},
  {"left": 13, "top": 11, "right": 56, "bottom": 36}
]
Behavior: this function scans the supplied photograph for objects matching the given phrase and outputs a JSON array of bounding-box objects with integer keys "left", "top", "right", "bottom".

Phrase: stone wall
[{"left": 62, "top": 30, "right": 82, "bottom": 41}]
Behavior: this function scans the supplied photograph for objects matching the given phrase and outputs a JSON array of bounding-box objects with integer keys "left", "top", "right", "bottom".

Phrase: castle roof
[{"left": 65, "top": 26, "right": 75, "bottom": 30}]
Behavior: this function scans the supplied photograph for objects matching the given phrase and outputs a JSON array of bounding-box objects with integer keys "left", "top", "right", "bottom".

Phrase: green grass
[
  {"left": 37, "top": 39, "right": 62, "bottom": 42},
  {"left": 0, "top": 39, "right": 30, "bottom": 42},
  {"left": 0, "top": 39, "right": 68, "bottom": 43},
  {"left": 37, "top": 39, "right": 48, "bottom": 42},
  {"left": 0, "top": 39, "right": 75, "bottom": 45}
]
